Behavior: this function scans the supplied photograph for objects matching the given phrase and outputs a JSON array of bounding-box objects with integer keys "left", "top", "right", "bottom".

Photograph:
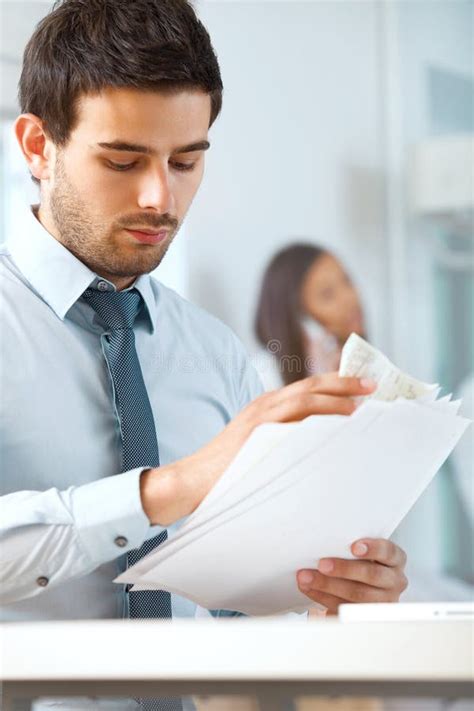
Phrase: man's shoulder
[
  {"left": 149, "top": 278, "right": 264, "bottom": 406},
  {"left": 150, "top": 277, "right": 244, "bottom": 352}
]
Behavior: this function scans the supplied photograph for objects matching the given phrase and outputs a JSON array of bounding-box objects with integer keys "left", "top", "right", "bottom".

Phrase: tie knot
[{"left": 82, "top": 287, "right": 143, "bottom": 331}]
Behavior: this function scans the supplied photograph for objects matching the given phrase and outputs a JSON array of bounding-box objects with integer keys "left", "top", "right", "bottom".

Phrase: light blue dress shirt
[{"left": 0, "top": 204, "right": 264, "bottom": 623}]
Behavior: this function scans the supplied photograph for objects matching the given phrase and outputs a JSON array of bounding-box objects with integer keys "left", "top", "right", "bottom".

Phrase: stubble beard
[{"left": 49, "top": 156, "right": 177, "bottom": 280}]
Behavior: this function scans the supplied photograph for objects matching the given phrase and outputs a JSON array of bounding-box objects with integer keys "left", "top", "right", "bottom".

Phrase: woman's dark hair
[
  {"left": 19, "top": 0, "right": 223, "bottom": 151},
  {"left": 255, "top": 243, "right": 327, "bottom": 386}
]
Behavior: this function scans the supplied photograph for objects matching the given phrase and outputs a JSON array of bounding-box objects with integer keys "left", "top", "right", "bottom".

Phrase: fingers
[
  {"left": 286, "top": 372, "right": 377, "bottom": 399},
  {"left": 350, "top": 538, "right": 408, "bottom": 569},
  {"left": 297, "top": 539, "right": 409, "bottom": 607},
  {"left": 306, "top": 591, "right": 346, "bottom": 616},
  {"left": 316, "top": 557, "right": 401, "bottom": 590},
  {"left": 268, "top": 393, "right": 358, "bottom": 421},
  {"left": 243, "top": 372, "right": 377, "bottom": 433},
  {"left": 298, "top": 569, "right": 397, "bottom": 603},
  {"left": 255, "top": 375, "right": 377, "bottom": 424}
]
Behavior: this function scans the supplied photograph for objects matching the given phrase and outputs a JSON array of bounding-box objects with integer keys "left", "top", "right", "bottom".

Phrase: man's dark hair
[{"left": 19, "top": 0, "right": 223, "bottom": 147}]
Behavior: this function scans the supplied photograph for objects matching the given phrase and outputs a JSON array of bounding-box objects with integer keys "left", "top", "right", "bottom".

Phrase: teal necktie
[{"left": 83, "top": 286, "right": 182, "bottom": 711}]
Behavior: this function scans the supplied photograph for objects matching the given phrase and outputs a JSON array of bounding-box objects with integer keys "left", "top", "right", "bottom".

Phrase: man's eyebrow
[
  {"left": 172, "top": 140, "right": 210, "bottom": 155},
  {"left": 96, "top": 140, "right": 210, "bottom": 155}
]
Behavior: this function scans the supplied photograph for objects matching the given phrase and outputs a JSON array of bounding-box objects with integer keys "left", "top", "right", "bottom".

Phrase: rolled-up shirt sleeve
[{"left": 0, "top": 467, "right": 154, "bottom": 604}]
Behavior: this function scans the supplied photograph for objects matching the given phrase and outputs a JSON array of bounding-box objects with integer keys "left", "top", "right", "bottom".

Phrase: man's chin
[
  {"left": 103, "top": 243, "right": 171, "bottom": 276},
  {"left": 110, "top": 256, "right": 168, "bottom": 278},
  {"left": 101, "top": 264, "right": 162, "bottom": 280}
]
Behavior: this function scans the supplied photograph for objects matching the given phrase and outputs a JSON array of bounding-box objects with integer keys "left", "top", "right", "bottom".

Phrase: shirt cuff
[{"left": 69, "top": 467, "right": 153, "bottom": 565}]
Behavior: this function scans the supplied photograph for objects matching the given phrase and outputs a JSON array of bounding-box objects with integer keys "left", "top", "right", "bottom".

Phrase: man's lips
[{"left": 124, "top": 228, "right": 169, "bottom": 245}]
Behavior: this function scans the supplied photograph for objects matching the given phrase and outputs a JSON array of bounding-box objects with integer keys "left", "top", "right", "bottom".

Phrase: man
[{"left": 0, "top": 0, "right": 408, "bottom": 708}]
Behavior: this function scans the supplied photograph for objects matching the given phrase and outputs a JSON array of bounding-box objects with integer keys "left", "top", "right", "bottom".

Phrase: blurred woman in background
[{"left": 255, "top": 243, "right": 366, "bottom": 390}]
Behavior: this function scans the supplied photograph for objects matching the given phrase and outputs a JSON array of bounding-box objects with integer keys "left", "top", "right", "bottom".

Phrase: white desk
[{"left": 1, "top": 619, "right": 472, "bottom": 710}]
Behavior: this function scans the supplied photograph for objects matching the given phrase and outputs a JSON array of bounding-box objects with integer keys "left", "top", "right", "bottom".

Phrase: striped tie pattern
[{"left": 83, "top": 286, "right": 182, "bottom": 711}]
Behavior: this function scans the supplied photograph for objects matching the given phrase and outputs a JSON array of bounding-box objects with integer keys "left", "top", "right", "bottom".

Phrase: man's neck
[{"left": 34, "top": 203, "right": 136, "bottom": 291}]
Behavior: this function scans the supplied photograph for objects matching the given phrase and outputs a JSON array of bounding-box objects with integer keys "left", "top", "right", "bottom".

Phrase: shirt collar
[{"left": 7, "top": 204, "right": 156, "bottom": 334}]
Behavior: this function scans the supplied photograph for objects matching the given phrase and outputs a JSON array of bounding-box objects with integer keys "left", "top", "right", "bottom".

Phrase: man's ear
[{"left": 14, "top": 114, "right": 55, "bottom": 182}]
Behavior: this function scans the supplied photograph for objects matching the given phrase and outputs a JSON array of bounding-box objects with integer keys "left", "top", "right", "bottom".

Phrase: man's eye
[
  {"left": 106, "top": 161, "right": 137, "bottom": 171},
  {"left": 171, "top": 161, "right": 196, "bottom": 172}
]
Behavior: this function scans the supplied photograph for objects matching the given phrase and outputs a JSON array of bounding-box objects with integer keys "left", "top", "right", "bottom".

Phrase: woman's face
[{"left": 300, "top": 253, "right": 364, "bottom": 343}]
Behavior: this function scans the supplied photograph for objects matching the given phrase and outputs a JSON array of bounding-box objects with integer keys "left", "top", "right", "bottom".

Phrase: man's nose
[{"left": 137, "top": 166, "right": 175, "bottom": 214}]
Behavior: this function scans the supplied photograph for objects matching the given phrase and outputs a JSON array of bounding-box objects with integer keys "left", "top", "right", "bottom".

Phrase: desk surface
[{"left": 1, "top": 619, "right": 472, "bottom": 682}]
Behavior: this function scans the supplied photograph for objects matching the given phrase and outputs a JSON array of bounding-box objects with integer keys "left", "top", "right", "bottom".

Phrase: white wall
[
  {"left": 0, "top": 1, "right": 53, "bottom": 119},
  {"left": 394, "top": 0, "right": 473, "bottom": 382},
  {"left": 187, "top": 0, "right": 388, "bottom": 356},
  {"left": 386, "top": 0, "right": 473, "bottom": 579}
]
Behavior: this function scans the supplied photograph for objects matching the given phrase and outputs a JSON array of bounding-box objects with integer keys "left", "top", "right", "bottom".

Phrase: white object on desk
[{"left": 339, "top": 601, "right": 474, "bottom": 622}]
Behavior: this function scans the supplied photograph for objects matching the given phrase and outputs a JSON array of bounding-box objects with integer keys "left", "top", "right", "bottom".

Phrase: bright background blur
[{"left": 1, "top": 0, "right": 473, "bottom": 601}]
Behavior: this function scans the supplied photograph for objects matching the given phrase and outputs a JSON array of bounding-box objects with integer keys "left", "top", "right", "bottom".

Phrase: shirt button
[
  {"left": 114, "top": 536, "right": 128, "bottom": 548},
  {"left": 97, "top": 280, "right": 109, "bottom": 291},
  {"left": 36, "top": 576, "right": 49, "bottom": 587}
]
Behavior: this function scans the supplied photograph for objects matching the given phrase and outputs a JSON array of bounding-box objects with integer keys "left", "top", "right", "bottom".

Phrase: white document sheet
[
  {"left": 115, "top": 335, "right": 471, "bottom": 615},
  {"left": 114, "top": 415, "right": 349, "bottom": 597},
  {"left": 116, "top": 399, "right": 469, "bottom": 615}
]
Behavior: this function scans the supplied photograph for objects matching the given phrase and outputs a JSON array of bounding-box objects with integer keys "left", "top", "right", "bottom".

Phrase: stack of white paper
[{"left": 115, "top": 335, "right": 470, "bottom": 616}]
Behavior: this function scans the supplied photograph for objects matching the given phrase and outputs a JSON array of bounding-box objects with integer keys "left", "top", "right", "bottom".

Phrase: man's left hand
[{"left": 297, "top": 538, "right": 408, "bottom": 615}]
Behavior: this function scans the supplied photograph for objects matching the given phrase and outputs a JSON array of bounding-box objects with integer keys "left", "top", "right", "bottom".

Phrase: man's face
[{"left": 44, "top": 87, "right": 211, "bottom": 284}]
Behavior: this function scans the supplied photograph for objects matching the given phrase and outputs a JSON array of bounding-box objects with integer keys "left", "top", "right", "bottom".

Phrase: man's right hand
[{"left": 140, "top": 373, "right": 376, "bottom": 526}]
